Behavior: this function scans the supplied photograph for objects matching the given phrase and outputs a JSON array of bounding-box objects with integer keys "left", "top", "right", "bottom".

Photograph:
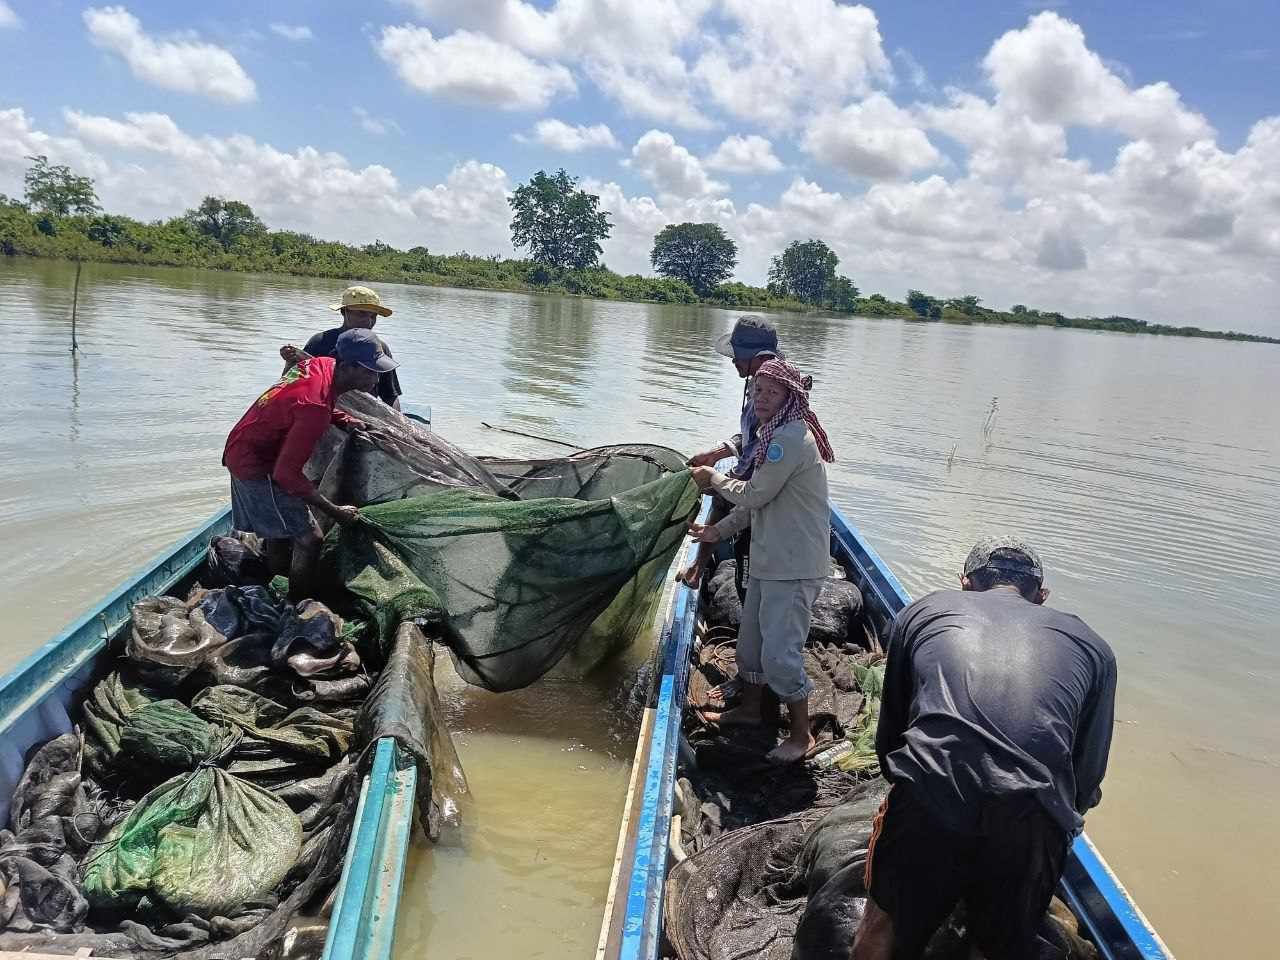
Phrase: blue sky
[{"left": 2, "top": 1, "right": 1278, "bottom": 332}]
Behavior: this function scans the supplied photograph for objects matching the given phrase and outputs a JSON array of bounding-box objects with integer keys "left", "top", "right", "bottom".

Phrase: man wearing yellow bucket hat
[{"left": 281, "top": 285, "right": 403, "bottom": 409}]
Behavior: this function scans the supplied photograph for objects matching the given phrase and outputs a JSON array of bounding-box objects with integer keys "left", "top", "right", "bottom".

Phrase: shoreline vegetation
[{"left": 3, "top": 158, "right": 1275, "bottom": 345}]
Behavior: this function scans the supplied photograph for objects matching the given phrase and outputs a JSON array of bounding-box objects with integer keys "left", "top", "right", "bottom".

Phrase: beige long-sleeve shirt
[{"left": 710, "top": 419, "right": 830, "bottom": 581}]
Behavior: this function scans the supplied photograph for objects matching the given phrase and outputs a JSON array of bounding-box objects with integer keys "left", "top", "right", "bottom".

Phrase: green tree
[
  {"left": 508, "top": 169, "right": 612, "bottom": 271},
  {"left": 768, "top": 239, "right": 839, "bottom": 305},
  {"left": 945, "top": 295, "right": 982, "bottom": 316},
  {"left": 1011, "top": 304, "right": 1028, "bottom": 314},
  {"left": 824, "top": 274, "right": 860, "bottom": 311},
  {"left": 185, "top": 196, "right": 266, "bottom": 250},
  {"left": 906, "top": 289, "right": 937, "bottom": 317},
  {"left": 87, "top": 214, "right": 131, "bottom": 247},
  {"left": 649, "top": 222, "right": 738, "bottom": 295},
  {"left": 23, "top": 155, "right": 100, "bottom": 216}
]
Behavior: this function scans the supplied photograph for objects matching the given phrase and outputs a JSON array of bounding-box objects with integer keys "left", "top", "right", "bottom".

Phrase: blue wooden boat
[
  {"left": 0, "top": 407, "right": 436, "bottom": 960},
  {"left": 596, "top": 499, "right": 1176, "bottom": 960}
]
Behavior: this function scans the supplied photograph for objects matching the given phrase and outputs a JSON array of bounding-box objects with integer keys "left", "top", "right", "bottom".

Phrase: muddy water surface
[{"left": 2, "top": 258, "right": 1278, "bottom": 958}]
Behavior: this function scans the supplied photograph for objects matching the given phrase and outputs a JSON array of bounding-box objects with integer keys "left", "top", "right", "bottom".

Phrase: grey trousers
[{"left": 737, "top": 576, "right": 822, "bottom": 702}]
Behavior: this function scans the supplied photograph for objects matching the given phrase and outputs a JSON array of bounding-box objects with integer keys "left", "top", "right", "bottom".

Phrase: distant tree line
[{"left": 3, "top": 156, "right": 1275, "bottom": 344}]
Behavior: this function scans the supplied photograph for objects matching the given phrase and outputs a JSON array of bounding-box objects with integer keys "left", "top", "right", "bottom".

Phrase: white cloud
[
  {"left": 803, "top": 93, "right": 942, "bottom": 180},
  {"left": 408, "top": 160, "right": 513, "bottom": 252},
  {"left": 352, "top": 107, "right": 402, "bottom": 136},
  {"left": 0, "top": 1, "right": 20, "bottom": 29},
  {"left": 515, "top": 118, "right": 619, "bottom": 152},
  {"left": 894, "top": 47, "right": 930, "bottom": 92},
  {"left": 1036, "top": 226, "right": 1088, "bottom": 269},
  {"left": 627, "top": 130, "right": 727, "bottom": 200},
  {"left": 269, "top": 23, "right": 313, "bottom": 42},
  {"left": 983, "top": 12, "right": 1212, "bottom": 149},
  {"left": 83, "top": 6, "right": 257, "bottom": 104},
  {"left": 377, "top": 25, "right": 575, "bottom": 111},
  {"left": 694, "top": 0, "right": 892, "bottom": 129},
  {"left": 388, "top": 0, "right": 717, "bottom": 129},
  {"left": 704, "top": 134, "right": 783, "bottom": 174},
  {"left": 0, "top": 108, "right": 108, "bottom": 187}
]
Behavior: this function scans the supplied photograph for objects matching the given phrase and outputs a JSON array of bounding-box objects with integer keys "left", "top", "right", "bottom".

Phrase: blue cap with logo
[{"left": 335, "top": 328, "right": 399, "bottom": 373}]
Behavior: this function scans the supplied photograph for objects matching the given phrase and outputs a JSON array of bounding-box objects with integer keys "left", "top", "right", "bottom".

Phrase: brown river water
[{"left": 2, "top": 258, "right": 1278, "bottom": 958}]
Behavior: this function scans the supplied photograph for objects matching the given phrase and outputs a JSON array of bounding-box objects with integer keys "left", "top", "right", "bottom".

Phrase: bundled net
[{"left": 316, "top": 393, "right": 700, "bottom": 691}]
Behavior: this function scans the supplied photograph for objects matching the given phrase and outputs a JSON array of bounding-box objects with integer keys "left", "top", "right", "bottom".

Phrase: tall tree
[
  {"left": 768, "top": 239, "right": 839, "bottom": 305},
  {"left": 825, "top": 274, "right": 860, "bottom": 311},
  {"left": 23, "top": 155, "right": 100, "bottom": 216},
  {"left": 509, "top": 169, "right": 612, "bottom": 271},
  {"left": 650, "top": 222, "right": 738, "bottom": 295},
  {"left": 185, "top": 196, "right": 266, "bottom": 250}
]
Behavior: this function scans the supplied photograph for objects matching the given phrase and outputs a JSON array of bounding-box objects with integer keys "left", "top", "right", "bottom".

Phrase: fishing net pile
[
  {"left": 665, "top": 558, "right": 1099, "bottom": 960},
  {"left": 0, "top": 558, "right": 465, "bottom": 959}
]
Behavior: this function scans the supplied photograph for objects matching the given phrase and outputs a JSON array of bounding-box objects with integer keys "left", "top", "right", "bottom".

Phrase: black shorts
[{"left": 864, "top": 781, "right": 1070, "bottom": 960}]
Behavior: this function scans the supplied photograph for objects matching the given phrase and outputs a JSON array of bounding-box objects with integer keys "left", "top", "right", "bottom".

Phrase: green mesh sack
[
  {"left": 81, "top": 672, "right": 158, "bottom": 778},
  {"left": 118, "top": 699, "right": 231, "bottom": 770},
  {"left": 82, "top": 767, "right": 303, "bottom": 918},
  {"left": 326, "top": 468, "right": 699, "bottom": 691},
  {"left": 191, "top": 685, "right": 354, "bottom": 762}
]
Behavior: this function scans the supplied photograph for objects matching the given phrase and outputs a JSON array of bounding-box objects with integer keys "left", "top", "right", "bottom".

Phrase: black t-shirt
[
  {"left": 876, "top": 588, "right": 1117, "bottom": 835},
  {"left": 303, "top": 327, "right": 402, "bottom": 407}
]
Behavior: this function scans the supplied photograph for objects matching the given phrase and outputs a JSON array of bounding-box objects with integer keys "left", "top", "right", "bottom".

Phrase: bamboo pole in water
[{"left": 70, "top": 258, "right": 82, "bottom": 353}]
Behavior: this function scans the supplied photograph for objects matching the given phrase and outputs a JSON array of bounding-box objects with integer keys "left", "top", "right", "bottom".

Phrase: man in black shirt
[
  {"left": 282, "top": 285, "right": 403, "bottom": 409},
  {"left": 853, "top": 536, "right": 1117, "bottom": 960}
]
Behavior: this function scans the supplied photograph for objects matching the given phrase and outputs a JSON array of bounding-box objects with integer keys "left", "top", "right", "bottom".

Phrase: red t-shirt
[{"left": 222, "top": 357, "right": 357, "bottom": 497}]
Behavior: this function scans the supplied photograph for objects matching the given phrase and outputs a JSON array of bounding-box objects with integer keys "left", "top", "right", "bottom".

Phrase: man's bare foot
[
  {"left": 677, "top": 560, "right": 705, "bottom": 589},
  {"left": 701, "top": 705, "right": 765, "bottom": 727},
  {"left": 767, "top": 734, "right": 816, "bottom": 764}
]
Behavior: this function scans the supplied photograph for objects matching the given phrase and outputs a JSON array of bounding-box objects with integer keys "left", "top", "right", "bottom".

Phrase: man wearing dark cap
[
  {"left": 680, "top": 315, "right": 782, "bottom": 589},
  {"left": 223, "top": 329, "right": 399, "bottom": 601},
  {"left": 854, "top": 537, "right": 1117, "bottom": 960},
  {"left": 281, "top": 285, "right": 403, "bottom": 410}
]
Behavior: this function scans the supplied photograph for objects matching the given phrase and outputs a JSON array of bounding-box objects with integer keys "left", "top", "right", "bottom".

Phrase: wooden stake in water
[{"left": 70, "top": 259, "right": 82, "bottom": 354}]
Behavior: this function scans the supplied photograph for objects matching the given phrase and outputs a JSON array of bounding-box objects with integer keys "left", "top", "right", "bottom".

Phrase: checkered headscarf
[{"left": 753, "top": 358, "right": 836, "bottom": 467}]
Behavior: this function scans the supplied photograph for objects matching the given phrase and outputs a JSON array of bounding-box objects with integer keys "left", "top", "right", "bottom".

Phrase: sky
[{"left": 1, "top": 1, "right": 1278, "bottom": 333}]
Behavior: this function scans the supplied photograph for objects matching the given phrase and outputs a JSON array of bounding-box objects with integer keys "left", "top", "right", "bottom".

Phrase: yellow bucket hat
[{"left": 329, "top": 285, "right": 393, "bottom": 317}]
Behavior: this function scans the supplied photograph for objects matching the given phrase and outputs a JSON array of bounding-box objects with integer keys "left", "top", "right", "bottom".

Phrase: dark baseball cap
[
  {"left": 335, "top": 328, "right": 399, "bottom": 373},
  {"left": 963, "top": 535, "right": 1044, "bottom": 582},
  {"left": 714, "top": 317, "right": 783, "bottom": 363}
]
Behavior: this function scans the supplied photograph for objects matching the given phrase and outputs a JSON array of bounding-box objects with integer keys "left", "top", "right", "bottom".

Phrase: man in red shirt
[{"left": 223, "top": 328, "right": 398, "bottom": 600}]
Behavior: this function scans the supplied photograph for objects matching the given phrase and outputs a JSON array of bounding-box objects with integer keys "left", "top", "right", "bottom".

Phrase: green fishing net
[
  {"left": 312, "top": 394, "right": 700, "bottom": 692},
  {"left": 326, "top": 470, "right": 698, "bottom": 691}
]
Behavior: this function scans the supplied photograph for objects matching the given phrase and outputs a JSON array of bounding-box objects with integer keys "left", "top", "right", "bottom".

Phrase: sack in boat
[
  {"left": 126, "top": 597, "right": 229, "bottom": 686},
  {"left": 118, "top": 699, "right": 235, "bottom": 772},
  {"left": 82, "top": 767, "right": 303, "bottom": 918},
  {"left": 272, "top": 601, "right": 361, "bottom": 678},
  {"left": 191, "top": 686, "right": 354, "bottom": 763},
  {"left": 205, "top": 532, "right": 272, "bottom": 587},
  {"left": 81, "top": 673, "right": 158, "bottom": 779},
  {"left": 808, "top": 578, "right": 864, "bottom": 647}
]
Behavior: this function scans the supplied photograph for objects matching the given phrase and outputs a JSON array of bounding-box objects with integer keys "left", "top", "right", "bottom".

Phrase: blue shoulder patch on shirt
[{"left": 765, "top": 440, "right": 784, "bottom": 463}]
